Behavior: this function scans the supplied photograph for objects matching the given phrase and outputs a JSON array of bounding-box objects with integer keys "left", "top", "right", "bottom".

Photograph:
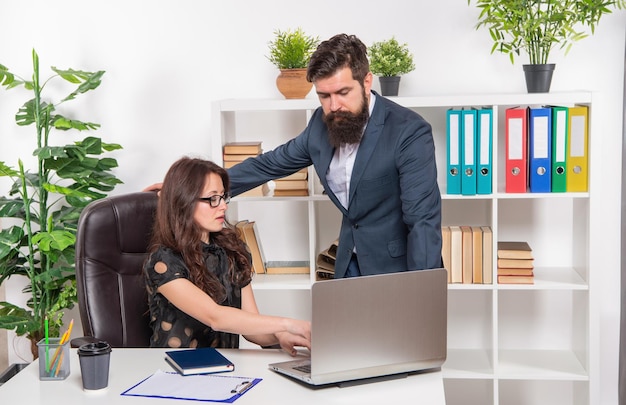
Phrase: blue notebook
[{"left": 165, "top": 347, "right": 235, "bottom": 376}]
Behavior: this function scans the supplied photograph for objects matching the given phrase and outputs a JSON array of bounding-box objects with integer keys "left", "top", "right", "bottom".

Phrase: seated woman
[{"left": 144, "top": 156, "right": 310, "bottom": 355}]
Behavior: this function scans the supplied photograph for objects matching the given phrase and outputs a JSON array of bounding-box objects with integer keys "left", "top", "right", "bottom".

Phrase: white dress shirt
[{"left": 326, "top": 93, "right": 377, "bottom": 209}]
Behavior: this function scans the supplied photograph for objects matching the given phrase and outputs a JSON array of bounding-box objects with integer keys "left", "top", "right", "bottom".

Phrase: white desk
[{"left": 0, "top": 348, "right": 446, "bottom": 404}]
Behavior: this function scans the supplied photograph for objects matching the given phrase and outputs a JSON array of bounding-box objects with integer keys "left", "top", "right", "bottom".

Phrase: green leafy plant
[
  {"left": 368, "top": 37, "right": 416, "bottom": 77},
  {"left": 267, "top": 27, "right": 320, "bottom": 69},
  {"left": 0, "top": 50, "right": 123, "bottom": 354},
  {"left": 470, "top": 0, "right": 626, "bottom": 64}
]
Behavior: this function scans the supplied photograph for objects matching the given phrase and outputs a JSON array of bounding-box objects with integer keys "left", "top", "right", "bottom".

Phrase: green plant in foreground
[
  {"left": 369, "top": 37, "right": 416, "bottom": 77},
  {"left": 0, "top": 50, "right": 123, "bottom": 352}
]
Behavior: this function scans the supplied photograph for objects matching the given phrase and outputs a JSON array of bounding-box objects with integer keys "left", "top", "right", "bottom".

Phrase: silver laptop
[{"left": 269, "top": 268, "right": 447, "bottom": 386}]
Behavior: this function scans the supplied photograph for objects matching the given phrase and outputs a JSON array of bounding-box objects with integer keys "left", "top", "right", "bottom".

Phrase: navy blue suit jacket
[{"left": 228, "top": 92, "right": 442, "bottom": 278}]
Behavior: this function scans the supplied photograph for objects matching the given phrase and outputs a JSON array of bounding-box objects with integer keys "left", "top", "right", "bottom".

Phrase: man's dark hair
[{"left": 307, "top": 34, "right": 369, "bottom": 85}]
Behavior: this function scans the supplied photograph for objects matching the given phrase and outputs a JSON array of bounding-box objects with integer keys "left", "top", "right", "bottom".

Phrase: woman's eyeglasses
[{"left": 197, "top": 193, "right": 231, "bottom": 208}]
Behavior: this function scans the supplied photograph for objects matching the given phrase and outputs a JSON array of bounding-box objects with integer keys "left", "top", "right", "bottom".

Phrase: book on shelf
[
  {"left": 471, "top": 226, "right": 483, "bottom": 284},
  {"left": 449, "top": 226, "right": 462, "bottom": 283},
  {"left": 165, "top": 347, "right": 235, "bottom": 375},
  {"left": 223, "top": 153, "right": 261, "bottom": 162},
  {"left": 223, "top": 160, "right": 240, "bottom": 169},
  {"left": 497, "top": 241, "right": 533, "bottom": 260},
  {"left": 460, "top": 226, "right": 473, "bottom": 284},
  {"left": 497, "top": 258, "right": 534, "bottom": 269},
  {"left": 239, "top": 183, "right": 270, "bottom": 197},
  {"left": 223, "top": 141, "right": 262, "bottom": 155},
  {"left": 273, "top": 179, "right": 308, "bottom": 190},
  {"left": 277, "top": 168, "right": 308, "bottom": 181},
  {"left": 265, "top": 261, "right": 310, "bottom": 274},
  {"left": 481, "top": 226, "right": 493, "bottom": 284},
  {"left": 497, "top": 275, "right": 534, "bottom": 285},
  {"left": 273, "top": 189, "right": 309, "bottom": 197},
  {"left": 235, "top": 220, "right": 266, "bottom": 274},
  {"left": 497, "top": 268, "right": 534, "bottom": 276}
]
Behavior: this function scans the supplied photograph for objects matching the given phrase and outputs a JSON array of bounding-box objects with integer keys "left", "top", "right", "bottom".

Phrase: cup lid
[{"left": 78, "top": 341, "right": 112, "bottom": 356}]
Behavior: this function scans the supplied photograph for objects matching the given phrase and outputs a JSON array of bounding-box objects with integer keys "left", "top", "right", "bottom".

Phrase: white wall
[{"left": 0, "top": 1, "right": 623, "bottom": 402}]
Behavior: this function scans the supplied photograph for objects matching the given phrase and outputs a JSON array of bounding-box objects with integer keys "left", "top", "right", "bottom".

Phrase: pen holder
[{"left": 37, "top": 338, "right": 70, "bottom": 381}]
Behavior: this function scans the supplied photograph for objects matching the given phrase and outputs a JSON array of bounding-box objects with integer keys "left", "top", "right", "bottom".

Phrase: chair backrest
[{"left": 75, "top": 191, "right": 157, "bottom": 347}]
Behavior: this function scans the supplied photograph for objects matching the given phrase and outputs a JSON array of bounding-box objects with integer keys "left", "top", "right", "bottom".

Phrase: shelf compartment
[
  {"left": 496, "top": 267, "right": 587, "bottom": 290},
  {"left": 498, "top": 290, "right": 588, "bottom": 370},
  {"left": 251, "top": 273, "right": 311, "bottom": 290},
  {"left": 443, "top": 349, "right": 494, "bottom": 378},
  {"left": 444, "top": 378, "right": 494, "bottom": 405},
  {"left": 497, "top": 198, "right": 589, "bottom": 281},
  {"left": 499, "top": 379, "right": 589, "bottom": 405},
  {"left": 498, "top": 349, "right": 588, "bottom": 380},
  {"left": 447, "top": 290, "right": 494, "bottom": 351}
]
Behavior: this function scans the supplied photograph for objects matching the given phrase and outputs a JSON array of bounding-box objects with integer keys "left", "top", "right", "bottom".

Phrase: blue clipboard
[{"left": 121, "top": 369, "right": 262, "bottom": 403}]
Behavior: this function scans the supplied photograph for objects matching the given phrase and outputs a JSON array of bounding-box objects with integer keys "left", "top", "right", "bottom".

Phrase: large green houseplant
[
  {"left": 0, "top": 50, "right": 123, "bottom": 357},
  {"left": 470, "top": 0, "right": 626, "bottom": 92},
  {"left": 368, "top": 37, "right": 416, "bottom": 97},
  {"left": 267, "top": 27, "right": 320, "bottom": 99}
]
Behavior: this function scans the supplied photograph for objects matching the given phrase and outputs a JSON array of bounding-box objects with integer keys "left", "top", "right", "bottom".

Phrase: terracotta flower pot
[{"left": 275, "top": 69, "right": 313, "bottom": 99}]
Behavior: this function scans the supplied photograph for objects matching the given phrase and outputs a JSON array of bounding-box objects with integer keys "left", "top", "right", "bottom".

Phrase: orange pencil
[
  {"left": 54, "top": 351, "right": 64, "bottom": 377},
  {"left": 49, "top": 319, "right": 74, "bottom": 375}
]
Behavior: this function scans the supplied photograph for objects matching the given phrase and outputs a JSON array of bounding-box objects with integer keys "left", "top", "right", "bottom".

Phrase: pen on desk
[
  {"left": 231, "top": 380, "right": 252, "bottom": 394},
  {"left": 44, "top": 317, "right": 49, "bottom": 372}
]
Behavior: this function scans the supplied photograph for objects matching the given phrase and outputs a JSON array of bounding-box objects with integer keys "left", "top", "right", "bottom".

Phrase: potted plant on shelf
[
  {"left": 368, "top": 37, "right": 416, "bottom": 97},
  {"left": 469, "top": 0, "right": 626, "bottom": 93},
  {"left": 267, "top": 27, "right": 320, "bottom": 99},
  {"left": 0, "top": 50, "right": 123, "bottom": 359}
]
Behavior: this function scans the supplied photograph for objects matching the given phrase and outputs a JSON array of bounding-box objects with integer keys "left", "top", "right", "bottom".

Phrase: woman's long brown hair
[{"left": 149, "top": 157, "right": 252, "bottom": 301}]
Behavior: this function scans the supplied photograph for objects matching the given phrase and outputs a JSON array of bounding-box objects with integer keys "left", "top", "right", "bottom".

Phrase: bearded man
[{"left": 228, "top": 33, "right": 442, "bottom": 278}]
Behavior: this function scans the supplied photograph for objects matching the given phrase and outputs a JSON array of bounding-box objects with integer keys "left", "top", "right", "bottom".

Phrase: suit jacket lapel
[
  {"left": 348, "top": 97, "right": 385, "bottom": 207},
  {"left": 317, "top": 126, "right": 348, "bottom": 216}
]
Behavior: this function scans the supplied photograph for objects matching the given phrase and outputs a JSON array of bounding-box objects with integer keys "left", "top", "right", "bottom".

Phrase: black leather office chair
[{"left": 72, "top": 192, "right": 157, "bottom": 348}]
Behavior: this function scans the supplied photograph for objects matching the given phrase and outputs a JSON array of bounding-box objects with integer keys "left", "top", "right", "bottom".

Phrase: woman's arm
[
  {"left": 238, "top": 285, "right": 311, "bottom": 354},
  {"left": 157, "top": 279, "right": 311, "bottom": 351}
]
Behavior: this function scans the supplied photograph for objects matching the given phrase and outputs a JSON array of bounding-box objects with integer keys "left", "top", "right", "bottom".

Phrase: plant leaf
[
  {"left": 52, "top": 116, "right": 100, "bottom": 131},
  {"left": 32, "top": 229, "right": 75, "bottom": 253},
  {"left": 0, "top": 161, "right": 19, "bottom": 177},
  {"left": 0, "top": 64, "right": 16, "bottom": 87}
]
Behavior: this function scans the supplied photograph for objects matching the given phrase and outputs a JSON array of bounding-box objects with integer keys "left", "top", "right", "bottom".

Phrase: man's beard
[{"left": 323, "top": 95, "right": 369, "bottom": 148}]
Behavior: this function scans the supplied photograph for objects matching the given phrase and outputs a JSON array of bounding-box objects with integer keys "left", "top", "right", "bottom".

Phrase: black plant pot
[
  {"left": 379, "top": 76, "right": 401, "bottom": 96},
  {"left": 523, "top": 64, "right": 556, "bottom": 93}
]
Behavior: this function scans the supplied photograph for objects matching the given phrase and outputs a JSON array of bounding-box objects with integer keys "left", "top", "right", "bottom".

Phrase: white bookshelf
[{"left": 211, "top": 92, "right": 596, "bottom": 405}]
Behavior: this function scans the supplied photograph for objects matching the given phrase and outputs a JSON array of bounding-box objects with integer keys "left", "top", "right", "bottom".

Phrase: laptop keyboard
[{"left": 293, "top": 363, "right": 311, "bottom": 373}]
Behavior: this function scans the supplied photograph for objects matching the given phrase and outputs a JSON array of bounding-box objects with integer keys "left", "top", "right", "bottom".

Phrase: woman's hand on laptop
[{"left": 276, "top": 319, "right": 311, "bottom": 356}]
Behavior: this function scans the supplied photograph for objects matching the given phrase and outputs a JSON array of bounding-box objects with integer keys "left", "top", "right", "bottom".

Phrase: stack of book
[
  {"left": 497, "top": 241, "right": 534, "bottom": 284},
  {"left": 273, "top": 168, "right": 308, "bottom": 196},
  {"left": 223, "top": 142, "right": 268, "bottom": 197}
]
